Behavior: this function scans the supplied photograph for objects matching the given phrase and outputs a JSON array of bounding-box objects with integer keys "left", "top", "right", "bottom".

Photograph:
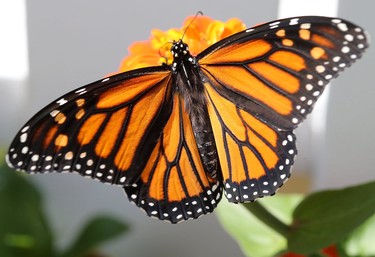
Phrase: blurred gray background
[{"left": 0, "top": 1, "right": 374, "bottom": 256}]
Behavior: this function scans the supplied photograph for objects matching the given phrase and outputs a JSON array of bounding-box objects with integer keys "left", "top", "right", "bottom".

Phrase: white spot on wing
[
  {"left": 315, "top": 65, "right": 325, "bottom": 73},
  {"left": 345, "top": 34, "right": 354, "bottom": 41},
  {"left": 75, "top": 88, "right": 86, "bottom": 93},
  {"left": 21, "top": 126, "right": 29, "bottom": 133},
  {"left": 300, "top": 23, "right": 311, "bottom": 29},
  {"left": 333, "top": 56, "right": 341, "bottom": 62},
  {"left": 57, "top": 98, "right": 68, "bottom": 106},
  {"left": 289, "top": 18, "right": 299, "bottom": 25},
  {"left": 341, "top": 46, "right": 350, "bottom": 53},
  {"left": 50, "top": 110, "right": 60, "bottom": 117},
  {"left": 337, "top": 23, "right": 348, "bottom": 32},
  {"left": 20, "top": 133, "right": 27, "bottom": 143},
  {"left": 269, "top": 21, "right": 280, "bottom": 29},
  {"left": 306, "top": 84, "right": 314, "bottom": 91}
]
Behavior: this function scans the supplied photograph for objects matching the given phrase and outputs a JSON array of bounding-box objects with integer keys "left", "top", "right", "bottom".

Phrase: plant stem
[{"left": 242, "top": 201, "right": 290, "bottom": 237}]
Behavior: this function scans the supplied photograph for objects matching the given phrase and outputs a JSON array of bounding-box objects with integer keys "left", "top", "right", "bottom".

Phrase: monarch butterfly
[{"left": 7, "top": 16, "right": 368, "bottom": 223}]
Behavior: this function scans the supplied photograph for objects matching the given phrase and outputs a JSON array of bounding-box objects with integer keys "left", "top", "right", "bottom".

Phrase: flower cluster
[{"left": 117, "top": 15, "right": 246, "bottom": 72}]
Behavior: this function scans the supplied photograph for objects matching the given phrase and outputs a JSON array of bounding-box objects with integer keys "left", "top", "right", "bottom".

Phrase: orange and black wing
[
  {"left": 7, "top": 67, "right": 174, "bottom": 186},
  {"left": 7, "top": 67, "right": 222, "bottom": 223},
  {"left": 198, "top": 16, "right": 369, "bottom": 201},
  {"left": 124, "top": 94, "right": 222, "bottom": 223}
]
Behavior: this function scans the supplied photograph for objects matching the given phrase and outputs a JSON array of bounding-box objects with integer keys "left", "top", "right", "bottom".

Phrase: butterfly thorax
[
  {"left": 170, "top": 40, "right": 196, "bottom": 72},
  {"left": 170, "top": 39, "right": 219, "bottom": 179},
  {"left": 170, "top": 40, "right": 205, "bottom": 122}
]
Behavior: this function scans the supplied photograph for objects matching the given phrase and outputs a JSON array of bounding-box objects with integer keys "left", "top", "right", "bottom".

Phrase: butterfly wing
[
  {"left": 7, "top": 67, "right": 174, "bottom": 186},
  {"left": 124, "top": 94, "right": 222, "bottom": 223},
  {"left": 7, "top": 66, "right": 222, "bottom": 223},
  {"left": 204, "top": 82, "right": 296, "bottom": 201},
  {"left": 198, "top": 16, "right": 369, "bottom": 201}
]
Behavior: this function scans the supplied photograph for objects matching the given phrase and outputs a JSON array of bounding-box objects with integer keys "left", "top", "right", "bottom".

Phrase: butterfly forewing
[
  {"left": 7, "top": 68, "right": 173, "bottom": 186},
  {"left": 199, "top": 16, "right": 369, "bottom": 130}
]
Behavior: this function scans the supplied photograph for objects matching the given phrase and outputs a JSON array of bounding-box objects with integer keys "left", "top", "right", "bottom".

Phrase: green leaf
[
  {"left": 342, "top": 213, "right": 375, "bottom": 256},
  {"left": 216, "top": 194, "right": 302, "bottom": 257},
  {"left": 61, "top": 216, "right": 129, "bottom": 257},
  {"left": 0, "top": 151, "right": 54, "bottom": 257},
  {"left": 336, "top": 243, "right": 351, "bottom": 257},
  {"left": 288, "top": 181, "right": 375, "bottom": 254}
]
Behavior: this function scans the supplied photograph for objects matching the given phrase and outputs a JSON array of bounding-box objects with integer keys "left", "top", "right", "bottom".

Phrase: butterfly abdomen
[
  {"left": 172, "top": 40, "right": 220, "bottom": 179},
  {"left": 184, "top": 88, "right": 219, "bottom": 179},
  {"left": 194, "top": 129, "right": 219, "bottom": 178},
  {"left": 177, "top": 72, "right": 220, "bottom": 179}
]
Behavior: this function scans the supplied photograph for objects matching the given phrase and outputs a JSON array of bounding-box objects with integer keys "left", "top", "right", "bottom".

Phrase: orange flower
[{"left": 117, "top": 15, "right": 246, "bottom": 73}]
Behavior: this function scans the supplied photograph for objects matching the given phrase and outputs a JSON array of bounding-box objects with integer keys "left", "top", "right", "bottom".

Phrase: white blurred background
[{"left": 0, "top": 1, "right": 374, "bottom": 256}]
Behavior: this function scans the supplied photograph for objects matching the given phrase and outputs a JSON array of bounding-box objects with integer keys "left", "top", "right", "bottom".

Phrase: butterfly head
[{"left": 171, "top": 40, "right": 195, "bottom": 71}]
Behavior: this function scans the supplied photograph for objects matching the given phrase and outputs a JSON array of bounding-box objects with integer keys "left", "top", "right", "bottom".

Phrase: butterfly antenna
[{"left": 182, "top": 11, "right": 203, "bottom": 40}]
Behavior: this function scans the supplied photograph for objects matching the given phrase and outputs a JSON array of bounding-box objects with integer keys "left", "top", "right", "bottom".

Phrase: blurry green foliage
[
  {"left": 216, "top": 194, "right": 303, "bottom": 257},
  {"left": 343, "top": 212, "right": 375, "bottom": 256},
  {"left": 217, "top": 181, "right": 375, "bottom": 257},
  {"left": 288, "top": 181, "right": 375, "bottom": 254},
  {"left": 0, "top": 151, "right": 129, "bottom": 257}
]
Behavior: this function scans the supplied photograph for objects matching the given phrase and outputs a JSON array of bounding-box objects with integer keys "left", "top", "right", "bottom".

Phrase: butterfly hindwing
[
  {"left": 7, "top": 68, "right": 174, "bottom": 186},
  {"left": 124, "top": 94, "right": 222, "bottom": 223},
  {"left": 205, "top": 82, "right": 296, "bottom": 201}
]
